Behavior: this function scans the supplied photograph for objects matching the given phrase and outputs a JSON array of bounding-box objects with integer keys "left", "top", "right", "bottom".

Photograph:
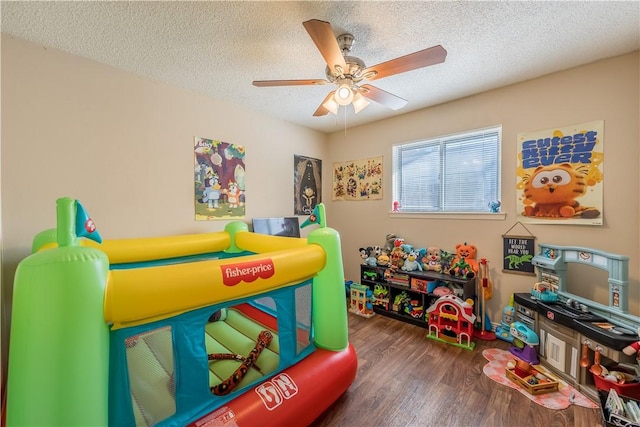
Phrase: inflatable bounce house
[{"left": 5, "top": 197, "right": 357, "bottom": 426}]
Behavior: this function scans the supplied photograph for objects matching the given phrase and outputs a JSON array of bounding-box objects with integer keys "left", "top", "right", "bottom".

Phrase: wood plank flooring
[{"left": 310, "top": 312, "right": 604, "bottom": 427}]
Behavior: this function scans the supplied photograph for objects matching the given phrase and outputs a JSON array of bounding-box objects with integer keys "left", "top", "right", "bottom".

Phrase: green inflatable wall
[{"left": 6, "top": 197, "right": 110, "bottom": 426}]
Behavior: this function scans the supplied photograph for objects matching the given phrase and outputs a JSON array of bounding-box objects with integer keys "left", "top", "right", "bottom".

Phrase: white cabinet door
[{"left": 545, "top": 332, "right": 567, "bottom": 372}]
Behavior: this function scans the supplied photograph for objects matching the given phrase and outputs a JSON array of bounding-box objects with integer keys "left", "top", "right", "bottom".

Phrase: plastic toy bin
[{"left": 593, "top": 374, "right": 640, "bottom": 401}]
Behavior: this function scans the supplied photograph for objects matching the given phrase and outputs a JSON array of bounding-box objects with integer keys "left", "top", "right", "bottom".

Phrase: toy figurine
[
  {"left": 392, "top": 201, "right": 401, "bottom": 212},
  {"left": 488, "top": 201, "right": 501, "bottom": 213},
  {"left": 449, "top": 257, "right": 474, "bottom": 279}
]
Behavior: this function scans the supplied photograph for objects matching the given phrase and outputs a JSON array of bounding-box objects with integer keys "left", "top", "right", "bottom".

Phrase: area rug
[{"left": 482, "top": 348, "right": 598, "bottom": 410}]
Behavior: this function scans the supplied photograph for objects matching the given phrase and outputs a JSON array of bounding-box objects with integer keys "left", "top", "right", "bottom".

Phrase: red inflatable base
[{"left": 188, "top": 343, "right": 358, "bottom": 427}]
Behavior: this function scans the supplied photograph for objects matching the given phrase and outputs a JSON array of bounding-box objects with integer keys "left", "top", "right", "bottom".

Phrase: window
[{"left": 392, "top": 126, "right": 501, "bottom": 213}]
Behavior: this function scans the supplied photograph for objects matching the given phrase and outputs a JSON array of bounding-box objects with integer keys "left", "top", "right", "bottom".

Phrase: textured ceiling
[{"left": 2, "top": 1, "right": 639, "bottom": 134}]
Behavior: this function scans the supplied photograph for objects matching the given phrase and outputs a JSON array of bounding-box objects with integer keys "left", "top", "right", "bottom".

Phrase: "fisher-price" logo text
[{"left": 221, "top": 259, "right": 275, "bottom": 286}]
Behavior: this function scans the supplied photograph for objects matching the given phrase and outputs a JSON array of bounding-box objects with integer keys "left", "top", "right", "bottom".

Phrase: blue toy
[
  {"left": 488, "top": 201, "right": 501, "bottom": 213},
  {"left": 495, "top": 295, "right": 516, "bottom": 343},
  {"left": 509, "top": 321, "right": 540, "bottom": 364}
]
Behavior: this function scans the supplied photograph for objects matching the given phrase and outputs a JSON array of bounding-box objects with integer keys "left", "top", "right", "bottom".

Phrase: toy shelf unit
[{"left": 360, "top": 264, "right": 476, "bottom": 328}]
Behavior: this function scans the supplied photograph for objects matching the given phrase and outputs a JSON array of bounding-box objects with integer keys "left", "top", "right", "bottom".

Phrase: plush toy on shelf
[
  {"left": 401, "top": 250, "right": 423, "bottom": 272},
  {"left": 449, "top": 242, "right": 479, "bottom": 279},
  {"left": 390, "top": 238, "right": 407, "bottom": 269},
  {"left": 383, "top": 233, "right": 398, "bottom": 254},
  {"left": 422, "top": 246, "right": 443, "bottom": 272},
  {"left": 358, "top": 246, "right": 377, "bottom": 266}
]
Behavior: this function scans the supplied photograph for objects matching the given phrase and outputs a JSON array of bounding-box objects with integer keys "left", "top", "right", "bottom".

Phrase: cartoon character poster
[
  {"left": 516, "top": 120, "right": 604, "bottom": 225},
  {"left": 194, "top": 137, "right": 246, "bottom": 220},
  {"left": 332, "top": 156, "right": 383, "bottom": 201},
  {"left": 294, "top": 155, "right": 322, "bottom": 215}
]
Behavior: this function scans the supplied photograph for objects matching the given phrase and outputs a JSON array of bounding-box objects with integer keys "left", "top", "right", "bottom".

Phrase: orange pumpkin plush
[{"left": 449, "top": 243, "right": 479, "bottom": 277}]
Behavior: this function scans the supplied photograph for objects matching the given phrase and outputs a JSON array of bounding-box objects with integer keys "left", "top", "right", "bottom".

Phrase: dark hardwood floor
[{"left": 310, "top": 312, "right": 604, "bottom": 427}]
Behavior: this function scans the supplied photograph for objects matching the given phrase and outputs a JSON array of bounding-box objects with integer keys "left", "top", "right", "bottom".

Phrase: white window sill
[{"left": 388, "top": 212, "right": 507, "bottom": 220}]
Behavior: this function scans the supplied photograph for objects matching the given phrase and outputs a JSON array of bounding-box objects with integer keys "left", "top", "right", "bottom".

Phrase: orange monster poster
[{"left": 516, "top": 120, "right": 604, "bottom": 225}]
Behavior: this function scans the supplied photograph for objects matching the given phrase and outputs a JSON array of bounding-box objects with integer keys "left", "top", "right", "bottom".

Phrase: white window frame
[{"left": 392, "top": 126, "right": 502, "bottom": 215}]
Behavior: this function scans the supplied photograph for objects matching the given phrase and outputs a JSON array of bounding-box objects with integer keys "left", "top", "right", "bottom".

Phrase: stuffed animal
[
  {"left": 488, "top": 201, "right": 501, "bottom": 213},
  {"left": 449, "top": 242, "right": 479, "bottom": 278},
  {"left": 401, "top": 250, "right": 422, "bottom": 272},
  {"left": 383, "top": 233, "right": 398, "bottom": 254},
  {"left": 399, "top": 243, "right": 411, "bottom": 253},
  {"left": 440, "top": 250, "right": 454, "bottom": 272},
  {"left": 359, "top": 246, "right": 377, "bottom": 266},
  {"left": 390, "top": 238, "right": 406, "bottom": 269},
  {"left": 372, "top": 246, "right": 382, "bottom": 257},
  {"left": 422, "top": 247, "right": 443, "bottom": 272},
  {"left": 377, "top": 253, "right": 391, "bottom": 267}
]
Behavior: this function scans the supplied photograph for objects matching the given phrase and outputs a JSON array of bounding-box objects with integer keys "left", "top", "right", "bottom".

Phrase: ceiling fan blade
[
  {"left": 313, "top": 91, "right": 336, "bottom": 116},
  {"left": 362, "top": 45, "right": 447, "bottom": 81},
  {"left": 302, "top": 19, "right": 347, "bottom": 76},
  {"left": 253, "top": 79, "right": 328, "bottom": 87},
  {"left": 359, "top": 84, "right": 407, "bottom": 110}
]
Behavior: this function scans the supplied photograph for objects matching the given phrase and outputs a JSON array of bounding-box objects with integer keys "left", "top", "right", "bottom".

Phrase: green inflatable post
[
  {"left": 224, "top": 221, "right": 249, "bottom": 254},
  {"left": 305, "top": 204, "right": 349, "bottom": 351},
  {"left": 6, "top": 197, "right": 110, "bottom": 426}
]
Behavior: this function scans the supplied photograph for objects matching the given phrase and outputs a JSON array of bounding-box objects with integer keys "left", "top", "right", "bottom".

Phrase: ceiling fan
[{"left": 252, "top": 19, "right": 447, "bottom": 117}]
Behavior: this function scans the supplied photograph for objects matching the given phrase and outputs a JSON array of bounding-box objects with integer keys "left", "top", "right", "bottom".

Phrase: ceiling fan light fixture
[
  {"left": 323, "top": 95, "right": 339, "bottom": 115},
  {"left": 335, "top": 83, "right": 354, "bottom": 106},
  {"left": 352, "top": 92, "right": 370, "bottom": 114}
]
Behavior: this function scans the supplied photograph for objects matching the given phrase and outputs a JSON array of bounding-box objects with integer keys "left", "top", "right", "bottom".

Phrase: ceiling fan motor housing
[{"left": 326, "top": 56, "right": 366, "bottom": 81}]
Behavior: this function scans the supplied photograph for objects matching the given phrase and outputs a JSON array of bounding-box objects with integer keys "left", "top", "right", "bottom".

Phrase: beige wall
[
  {"left": 0, "top": 35, "right": 328, "bottom": 391},
  {"left": 326, "top": 51, "right": 640, "bottom": 324}
]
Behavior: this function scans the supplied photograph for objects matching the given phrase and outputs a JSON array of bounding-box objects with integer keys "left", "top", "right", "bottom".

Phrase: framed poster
[
  {"left": 194, "top": 137, "right": 246, "bottom": 220},
  {"left": 502, "top": 222, "right": 536, "bottom": 276},
  {"left": 332, "top": 156, "right": 383, "bottom": 201},
  {"left": 294, "top": 155, "right": 322, "bottom": 215},
  {"left": 502, "top": 236, "right": 535, "bottom": 275},
  {"left": 516, "top": 120, "right": 604, "bottom": 225}
]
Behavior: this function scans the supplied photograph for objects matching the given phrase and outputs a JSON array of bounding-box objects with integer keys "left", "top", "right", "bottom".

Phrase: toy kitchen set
[{"left": 513, "top": 243, "right": 640, "bottom": 402}]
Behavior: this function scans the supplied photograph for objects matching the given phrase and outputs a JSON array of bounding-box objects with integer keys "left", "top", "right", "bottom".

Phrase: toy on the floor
[
  {"left": 509, "top": 321, "right": 540, "bottom": 364},
  {"left": 349, "top": 282, "right": 375, "bottom": 318},
  {"left": 426, "top": 294, "right": 476, "bottom": 351},
  {"left": 474, "top": 258, "right": 496, "bottom": 340},
  {"left": 5, "top": 198, "right": 357, "bottom": 427},
  {"left": 495, "top": 295, "right": 516, "bottom": 343}
]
